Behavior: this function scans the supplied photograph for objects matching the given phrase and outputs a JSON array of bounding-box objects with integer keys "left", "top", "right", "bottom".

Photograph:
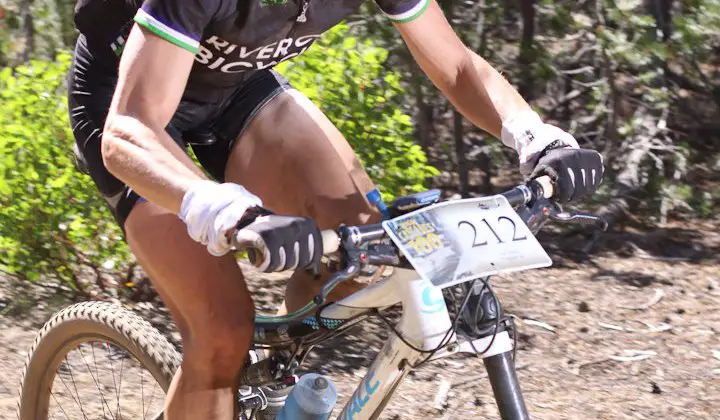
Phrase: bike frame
[
  {"left": 244, "top": 179, "right": 598, "bottom": 419},
  {"left": 278, "top": 266, "right": 518, "bottom": 420}
]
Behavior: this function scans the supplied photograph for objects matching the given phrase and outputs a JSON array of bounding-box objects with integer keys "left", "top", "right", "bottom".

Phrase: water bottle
[{"left": 276, "top": 373, "right": 337, "bottom": 420}]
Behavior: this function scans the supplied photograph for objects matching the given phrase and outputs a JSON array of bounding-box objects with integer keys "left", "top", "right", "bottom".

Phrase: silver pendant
[{"left": 296, "top": 1, "right": 308, "bottom": 23}]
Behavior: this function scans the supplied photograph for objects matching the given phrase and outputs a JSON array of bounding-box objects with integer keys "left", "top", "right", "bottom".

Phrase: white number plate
[{"left": 382, "top": 195, "right": 551, "bottom": 288}]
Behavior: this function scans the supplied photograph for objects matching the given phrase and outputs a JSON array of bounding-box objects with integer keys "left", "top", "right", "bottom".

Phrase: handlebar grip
[
  {"left": 233, "top": 229, "right": 341, "bottom": 267},
  {"left": 233, "top": 229, "right": 268, "bottom": 268},
  {"left": 533, "top": 175, "right": 554, "bottom": 199},
  {"left": 321, "top": 230, "right": 341, "bottom": 255}
]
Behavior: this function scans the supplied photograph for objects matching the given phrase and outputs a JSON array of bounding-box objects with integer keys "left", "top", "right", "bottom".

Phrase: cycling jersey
[
  {"left": 70, "top": 0, "right": 428, "bottom": 225},
  {"left": 74, "top": 0, "right": 429, "bottom": 94}
]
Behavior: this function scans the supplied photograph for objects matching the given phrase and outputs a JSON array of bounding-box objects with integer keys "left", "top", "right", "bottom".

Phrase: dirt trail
[{"left": 1, "top": 222, "right": 719, "bottom": 419}]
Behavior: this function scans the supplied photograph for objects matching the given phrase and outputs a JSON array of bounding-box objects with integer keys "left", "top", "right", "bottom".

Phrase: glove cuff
[
  {"left": 233, "top": 206, "right": 273, "bottom": 231},
  {"left": 500, "top": 110, "right": 544, "bottom": 153},
  {"left": 179, "top": 180, "right": 263, "bottom": 246},
  {"left": 502, "top": 111, "right": 582, "bottom": 179}
]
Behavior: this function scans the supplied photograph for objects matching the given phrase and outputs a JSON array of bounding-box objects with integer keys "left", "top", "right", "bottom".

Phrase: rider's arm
[
  {"left": 385, "top": 0, "right": 603, "bottom": 202},
  {"left": 102, "top": 24, "right": 205, "bottom": 214},
  {"left": 390, "top": 0, "right": 530, "bottom": 138}
]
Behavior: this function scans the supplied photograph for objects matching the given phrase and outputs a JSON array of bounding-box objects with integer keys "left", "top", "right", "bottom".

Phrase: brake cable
[{"left": 373, "top": 279, "right": 479, "bottom": 368}]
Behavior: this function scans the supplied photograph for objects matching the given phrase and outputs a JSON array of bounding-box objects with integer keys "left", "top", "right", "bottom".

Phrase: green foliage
[
  {"left": 0, "top": 25, "right": 438, "bottom": 289},
  {"left": 0, "top": 54, "right": 130, "bottom": 289},
  {"left": 2, "top": 1, "right": 718, "bottom": 291},
  {"left": 276, "top": 24, "right": 438, "bottom": 200},
  {"left": 0, "top": 0, "right": 78, "bottom": 63}
]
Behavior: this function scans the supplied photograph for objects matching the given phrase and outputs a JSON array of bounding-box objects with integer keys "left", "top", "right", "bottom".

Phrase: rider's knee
[{"left": 182, "top": 304, "right": 256, "bottom": 378}]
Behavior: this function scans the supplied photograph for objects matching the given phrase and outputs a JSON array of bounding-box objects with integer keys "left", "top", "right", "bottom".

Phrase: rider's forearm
[
  {"left": 440, "top": 49, "right": 531, "bottom": 138},
  {"left": 394, "top": 2, "right": 531, "bottom": 139},
  {"left": 102, "top": 114, "right": 207, "bottom": 214}
]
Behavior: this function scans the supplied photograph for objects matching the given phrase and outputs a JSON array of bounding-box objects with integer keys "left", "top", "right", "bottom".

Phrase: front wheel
[{"left": 17, "top": 301, "right": 181, "bottom": 420}]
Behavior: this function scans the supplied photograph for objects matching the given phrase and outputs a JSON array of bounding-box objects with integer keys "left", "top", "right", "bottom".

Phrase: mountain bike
[{"left": 17, "top": 176, "right": 606, "bottom": 420}]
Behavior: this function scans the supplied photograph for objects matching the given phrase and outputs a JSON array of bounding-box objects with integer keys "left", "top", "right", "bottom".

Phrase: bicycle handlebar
[
  {"left": 234, "top": 176, "right": 557, "bottom": 262},
  {"left": 232, "top": 175, "right": 604, "bottom": 319},
  {"left": 317, "top": 175, "right": 555, "bottom": 255}
]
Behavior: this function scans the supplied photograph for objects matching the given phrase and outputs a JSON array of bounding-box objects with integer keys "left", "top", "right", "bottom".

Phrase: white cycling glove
[
  {"left": 501, "top": 110, "right": 604, "bottom": 202},
  {"left": 179, "top": 180, "right": 263, "bottom": 256},
  {"left": 501, "top": 110, "right": 580, "bottom": 177}
]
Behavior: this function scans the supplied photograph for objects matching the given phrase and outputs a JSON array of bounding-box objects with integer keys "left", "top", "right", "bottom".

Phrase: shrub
[{"left": 0, "top": 53, "right": 130, "bottom": 293}]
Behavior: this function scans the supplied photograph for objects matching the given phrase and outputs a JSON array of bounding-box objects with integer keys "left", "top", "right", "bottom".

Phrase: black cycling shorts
[{"left": 68, "top": 36, "right": 292, "bottom": 227}]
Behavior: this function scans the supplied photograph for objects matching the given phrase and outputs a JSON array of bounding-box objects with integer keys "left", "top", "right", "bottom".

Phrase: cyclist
[{"left": 70, "top": 0, "right": 603, "bottom": 418}]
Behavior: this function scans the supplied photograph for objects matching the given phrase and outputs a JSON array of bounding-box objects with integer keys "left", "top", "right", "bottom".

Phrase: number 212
[{"left": 457, "top": 217, "right": 527, "bottom": 247}]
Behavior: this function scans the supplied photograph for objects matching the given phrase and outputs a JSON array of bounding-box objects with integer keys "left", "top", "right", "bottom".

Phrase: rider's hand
[
  {"left": 501, "top": 110, "right": 604, "bottom": 202},
  {"left": 179, "top": 180, "right": 263, "bottom": 256},
  {"left": 233, "top": 209, "right": 323, "bottom": 274}
]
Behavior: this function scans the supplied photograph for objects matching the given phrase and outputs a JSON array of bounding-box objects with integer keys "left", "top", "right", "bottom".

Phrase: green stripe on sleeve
[
  {"left": 134, "top": 10, "right": 200, "bottom": 54},
  {"left": 387, "top": 0, "right": 430, "bottom": 24}
]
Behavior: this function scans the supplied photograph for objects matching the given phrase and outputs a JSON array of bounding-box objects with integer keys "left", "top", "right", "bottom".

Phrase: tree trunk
[
  {"left": 477, "top": 144, "right": 493, "bottom": 195},
  {"left": 57, "top": 0, "right": 78, "bottom": 48},
  {"left": 19, "top": 0, "right": 35, "bottom": 62},
  {"left": 413, "top": 80, "right": 436, "bottom": 164},
  {"left": 440, "top": 0, "right": 468, "bottom": 197},
  {"left": 647, "top": 0, "right": 674, "bottom": 41},
  {"left": 472, "top": 0, "right": 493, "bottom": 195},
  {"left": 518, "top": 0, "right": 536, "bottom": 97},
  {"left": 453, "top": 110, "right": 469, "bottom": 198},
  {"left": 595, "top": 0, "right": 619, "bottom": 146}
]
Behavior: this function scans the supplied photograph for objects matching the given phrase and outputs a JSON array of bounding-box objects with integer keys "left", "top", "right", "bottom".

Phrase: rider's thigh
[
  {"left": 224, "top": 89, "right": 382, "bottom": 309},
  {"left": 124, "top": 200, "right": 255, "bottom": 382},
  {"left": 224, "top": 89, "right": 380, "bottom": 228}
]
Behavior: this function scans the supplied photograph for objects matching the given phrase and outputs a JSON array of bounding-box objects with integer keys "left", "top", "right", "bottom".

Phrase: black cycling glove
[
  {"left": 233, "top": 208, "right": 323, "bottom": 275},
  {"left": 530, "top": 146, "right": 604, "bottom": 203}
]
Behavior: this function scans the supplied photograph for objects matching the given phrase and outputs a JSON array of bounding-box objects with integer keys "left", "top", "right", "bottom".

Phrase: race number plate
[{"left": 382, "top": 195, "right": 552, "bottom": 288}]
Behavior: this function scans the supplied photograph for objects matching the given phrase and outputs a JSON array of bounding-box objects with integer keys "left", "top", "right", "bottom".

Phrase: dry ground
[{"left": 0, "top": 219, "right": 718, "bottom": 419}]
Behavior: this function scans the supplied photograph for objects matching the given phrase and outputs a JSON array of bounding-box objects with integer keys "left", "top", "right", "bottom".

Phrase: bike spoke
[
  {"left": 76, "top": 344, "right": 116, "bottom": 419},
  {"left": 143, "top": 378, "right": 159, "bottom": 420},
  {"left": 57, "top": 355, "right": 88, "bottom": 419},
  {"left": 91, "top": 343, "right": 102, "bottom": 392},
  {"left": 65, "top": 356, "right": 89, "bottom": 419},
  {"left": 48, "top": 341, "right": 166, "bottom": 419},
  {"left": 90, "top": 343, "right": 106, "bottom": 419},
  {"left": 114, "top": 350, "right": 125, "bottom": 419},
  {"left": 140, "top": 366, "right": 145, "bottom": 419},
  {"left": 50, "top": 390, "right": 73, "bottom": 420},
  {"left": 105, "top": 342, "right": 119, "bottom": 406}
]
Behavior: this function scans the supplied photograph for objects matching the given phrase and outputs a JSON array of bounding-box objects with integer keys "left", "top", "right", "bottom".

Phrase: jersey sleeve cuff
[
  {"left": 383, "top": 0, "right": 429, "bottom": 23},
  {"left": 134, "top": 9, "right": 201, "bottom": 54}
]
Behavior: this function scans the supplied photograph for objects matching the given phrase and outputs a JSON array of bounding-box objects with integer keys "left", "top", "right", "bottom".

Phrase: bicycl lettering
[{"left": 343, "top": 370, "right": 380, "bottom": 420}]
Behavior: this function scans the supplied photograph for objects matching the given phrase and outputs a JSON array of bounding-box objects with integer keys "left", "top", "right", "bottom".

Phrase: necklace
[{"left": 296, "top": 0, "right": 308, "bottom": 23}]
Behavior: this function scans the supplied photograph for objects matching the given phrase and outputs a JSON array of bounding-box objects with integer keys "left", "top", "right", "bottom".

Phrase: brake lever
[
  {"left": 517, "top": 197, "right": 557, "bottom": 234},
  {"left": 548, "top": 211, "right": 608, "bottom": 231},
  {"left": 316, "top": 259, "right": 362, "bottom": 306}
]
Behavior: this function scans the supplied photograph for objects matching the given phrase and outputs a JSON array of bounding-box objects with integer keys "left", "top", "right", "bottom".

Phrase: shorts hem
[{"left": 227, "top": 85, "right": 295, "bottom": 152}]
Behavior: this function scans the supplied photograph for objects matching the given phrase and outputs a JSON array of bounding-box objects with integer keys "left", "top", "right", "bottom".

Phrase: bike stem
[{"left": 467, "top": 285, "right": 531, "bottom": 420}]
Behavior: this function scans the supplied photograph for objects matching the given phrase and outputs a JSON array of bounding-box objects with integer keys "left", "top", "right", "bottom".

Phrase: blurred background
[{"left": 0, "top": 1, "right": 718, "bottom": 419}]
